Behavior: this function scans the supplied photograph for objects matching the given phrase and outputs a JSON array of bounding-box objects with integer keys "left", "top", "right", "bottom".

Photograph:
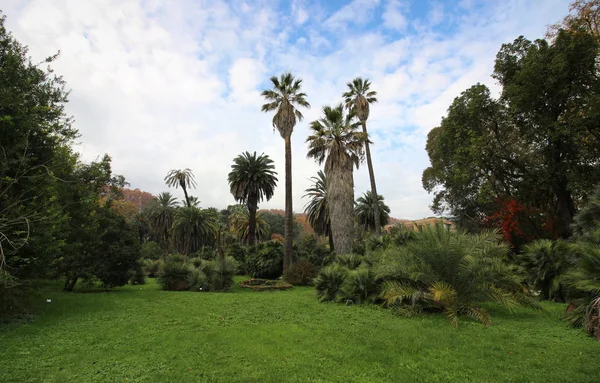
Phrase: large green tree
[
  {"left": 227, "top": 151, "right": 278, "bottom": 246},
  {"left": 343, "top": 77, "right": 381, "bottom": 236},
  {"left": 165, "top": 168, "right": 196, "bottom": 208},
  {"left": 172, "top": 206, "right": 217, "bottom": 260},
  {"left": 355, "top": 191, "right": 390, "bottom": 232},
  {"left": 303, "top": 170, "right": 334, "bottom": 250},
  {"left": 423, "top": 29, "right": 600, "bottom": 240},
  {"left": 307, "top": 104, "right": 366, "bottom": 255},
  {"left": 147, "top": 192, "right": 178, "bottom": 256},
  {"left": 261, "top": 73, "right": 310, "bottom": 270}
]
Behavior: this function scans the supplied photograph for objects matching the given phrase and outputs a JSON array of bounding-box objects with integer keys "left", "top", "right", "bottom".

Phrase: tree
[
  {"left": 172, "top": 206, "right": 217, "bottom": 261},
  {"left": 343, "top": 77, "right": 381, "bottom": 236},
  {"left": 229, "top": 208, "right": 271, "bottom": 244},
  {"left": 423, "top": 30, "right": 600, "bottom": 240},
  {"left": 303, "top": 170, "right": 334, "bottom": 250},
  {"left": 261, "top": 72, "right": 310, "bottom": 271},
  {"left": 165, "top": 168, "right": 197, "bottom": 208},
  {"left": 355, "top": 191, "right": 390, "bottom": 232},
  {"left": 147, "top": 192, "right": 178, "bottom": 257},
  {"left": 227, "top": 151, "right": 278, "bottom": 246},
  {"left": 307, "top": 104, "right": 366, "bottom": 255},
  {"left": 548, "top": 0, "right": 600, "bottom": 41}
]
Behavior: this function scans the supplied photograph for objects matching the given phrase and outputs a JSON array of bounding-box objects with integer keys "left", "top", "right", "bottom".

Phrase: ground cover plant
[{"left": 1, "top": 278, "right": 599, "bottom": 383}]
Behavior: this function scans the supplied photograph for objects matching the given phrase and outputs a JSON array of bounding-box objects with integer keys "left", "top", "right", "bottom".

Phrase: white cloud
[{"left": 2, "top": 0, "right": 570, "bottom": 220}]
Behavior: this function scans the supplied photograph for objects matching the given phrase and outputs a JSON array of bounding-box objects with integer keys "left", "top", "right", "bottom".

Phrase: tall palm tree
[
  {"left": 229, "top": 208, "right": 271, "bottom": 244},
  {"left": 165, "top": 168, "right": 197, "bottom": 207},
  {"left": 343, "top": 78, "right": 381, "bottom": 236},
  {"left": 228, "top": 151, "right": 278, "bottom": 246},
  {"left": 355, "top": 190, "right": 391, "bottom": 232},
  {"left": 172, "top": 206, "right": 217, "bottom": 261},
  {"left": 306, "top": 104, "right": 366, "bottom": 255},
  {"left": 147, "top": 192, "right": 178, "bottom": 257},
  {"left": 303, "top": 170, "right": 334, "bottom": 251},
  {"left": 261, "top": 72, "right": 310, "bottom": 270}
]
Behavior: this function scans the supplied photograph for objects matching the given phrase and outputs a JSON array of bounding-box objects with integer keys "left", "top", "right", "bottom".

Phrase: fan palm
[
  {"left": 306, "top": 104, "right": 366, "bottom": 255},
  {"left": 303, "top": 170, "right": 334, "bottom": 251},
  {"left": 343, "top": 78, "right": 381, "bottom": 236},
  {"left": 355, "top": 190, "right": 391, "bottom": 232},
  {"left": 165, "top": 168, "right": 197, "bottom": 207},
  {"left": 227, "top": 151, "right": 278, "bottom": 246},
  {"left": 147, "top": 192, "right": 178, "bottom": 257},
  {"left": 172, "top": 206, "right": 217, "bottom": 261},
  {"left": 261, "top": 72, "right": 310, "bottom": 271}
]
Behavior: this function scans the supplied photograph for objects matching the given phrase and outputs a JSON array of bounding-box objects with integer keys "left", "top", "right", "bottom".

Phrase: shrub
[
  {"left": 191, "top": 247, "right": 217, "bottom": 261},
  {"left": 206, "top": 257, "right": 237, "bottom": 291},
  {"left": 157, "top": 262, "right": 193, "bottom": 291},
  {"left": 140, "top": 241, "right": 162, "bottom": 260},
  {"left": 143, "top": 259, "right": 163, "bottom": 278},
  {"left": 388, "top": 224, "right": 416, "bottom": 246},
  {"left": 166, "top": 253, "right": 185, "bottom": 264},
  {"left": 129, "top": 266, "right": 146, "bottom": 285},
  {"left": 365, "top": 234, "right": 393, "bottom": 252},
  {"left": 516, "top": 239, "right": 573, "bottom": 301},
  {"left": 338, "top": 266, "right": 378, "bottom": 304},
  {"left": 336, "top": 254, "right": 363, "bottom": 270},
  {"left": 284, "top": 261, "right": 318, "bottom": 286},
  {"left": 227, "top": 243, "right": 248, "bottom": 274},
  {"left": 378, "top": 224, "right": 541, "bottom": 327},
  {"left": 295, "top": 234, "right": 332, "bottom": 267},
  {"left": 246, "top": 241, "right": 284, "bottom": 279},
  {"left": 187, "top": 269, "right": 210, "bottom": 292},
  {"left": 563, "top": 243, "right": 600, "bottom": 340},
  {"left": 314, "top": 263, "right": 349, "bottom": 302},
  {"left": 189, "top": 257, "right": 203, "bottom": 268}
]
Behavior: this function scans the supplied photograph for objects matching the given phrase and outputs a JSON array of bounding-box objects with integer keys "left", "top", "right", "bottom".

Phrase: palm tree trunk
[
  {"left": 362, "top": 120, "right": 381, "bottom": 237},
  {"left": 328, "top": 229, "right": 335, "bottom": 252},
  {"left": 327, "top": 158, "right": 355, "bottom": 255},
  {"left": 248, "top": 196, "right": 257, "bottom": 246},
  {"left": 283, "top": 135, "right": 294, "bottom": 272},
  {"left": 182, "top": 185, "right": 191, "bottom": 208}
]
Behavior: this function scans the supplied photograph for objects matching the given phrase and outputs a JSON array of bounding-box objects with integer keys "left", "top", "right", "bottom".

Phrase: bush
[
  {"left": 129, "top": 266, "right": 146, "bottom": 285},
  {"left": 314, "top": 263, "right": 349, "bottom": 302},
  {"left": 207, "top": 257, "right": 237, "bottom": 292},
  {"left": 187, "top": 269, "right": 210, "bottom": 292},
  {"left": 189, "top": 257, "right": 203, "bottom": 268},
  {"left": 191, "top": 247, "right": 217, "bottom": 261},
  {"left": 140, "top": 241, "right": 162, "bottom": 260},
  {"left": 157, "top": 262, "right": 193, "bottom": 291},
  {"left": 295, "top": 234, "right": 332, "bottom": 267},
  {"left": 227, "top": 243, "right": 248, "bottom": 274},
  {"left": 515, "top": 239, "right": 573, "bottom": 301},
  {"left": 563, "top": 243, "right": 600, "bottom": 340},
  {"left": 166, "top": 253, "right": 185, "bottom": 264},
  {"left": 338, "top": 266, "right": 378, "bottom": 304},
  {"left": 247, "top": 241, "right": 284, "bottom": 279},
  {"left": 336, "top": 254, "right": 363, "bottom": 270},
  {"left": 284, "top": 261, "right": 318, "bottom": 286},
  {"left": 143, "top": 259, "right": 163, "bottom": 278}
]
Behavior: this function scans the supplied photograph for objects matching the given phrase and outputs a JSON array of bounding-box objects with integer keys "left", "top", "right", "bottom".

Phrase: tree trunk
[
  {"left": 283, "top": 135, "right": 294, "bottom": 272},
  {"left": 64, "top": 276, "right": 78, "bottom": 292},
  {"left": 361, "top": 120, "right": 381, "bottom": 237},
  {"left": 182, "top": 185, "right": 190, "bottom": 207},
  {"left": 247, "top": 196, "right": 258, "bottom": 246},
  {"left": 327, "top": 158, "right": 355, "bottom": 255},
  {"left": 555, "top": 178, "right": 576, "bottom": 238},
  {"left": 328, "top": 229, "right": 335, "bottom": 252}
]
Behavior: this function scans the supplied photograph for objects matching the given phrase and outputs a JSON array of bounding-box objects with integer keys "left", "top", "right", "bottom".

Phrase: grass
[{"left": 1, "top": 277, "right": 599, "bottom": 383}]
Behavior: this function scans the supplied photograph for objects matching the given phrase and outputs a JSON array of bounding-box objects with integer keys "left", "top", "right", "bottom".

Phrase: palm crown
[
  {"left": 261, "top": 72, "right": 310, "bottom": 138},
  {"left": 343, "top": 77, "right": 377, "bottom": 122},
  {"left": 164, "top": 168, "right": 197, "bottom": 207},
  {"left": 355, "top": 190, "right": 391, "bottom": 231},
  {"left": 306, "top": 104, "right": 366, "bottom": 169},
  {"left": 303, "top": 170, "right": 330, "bottom": 237},
  {"left": 228, "top": 152, "right": 278, "bottom": 206}
]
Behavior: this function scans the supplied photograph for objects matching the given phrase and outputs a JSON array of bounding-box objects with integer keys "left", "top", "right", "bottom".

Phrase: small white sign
[{"left": 46, "top": 299, "right": 51, "bottom": 303}]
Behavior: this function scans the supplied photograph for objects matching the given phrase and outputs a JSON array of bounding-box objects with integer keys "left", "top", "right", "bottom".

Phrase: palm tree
[
  {"left": 147, "top": 192, "right": 178, "bottom": 257},
  {"left": 165, "top": 168, "right": 197, "bottom": 207},
  {"left": 229, "top": 208, "right": 271, "bottom": 244},
  {"left": 261, "top": 72, "right": 310, "bottom": 270},
  {"left": 228, "top": 151, "right": 278, "bottom": 246},
  {"left": 172, "top": 206, "right": 217, "bottom": 261},
  {"left": 343, "top": 77, "right": 381, "bottom": 236},
  {"left": 303, "top": 170, "right": 334, "bottom": 251},
  {"left": 355, "top": 190, "right": 391, "bottom": 232},
  {"left": 306, "top": 104, "right": 366, "bottom": 255}
]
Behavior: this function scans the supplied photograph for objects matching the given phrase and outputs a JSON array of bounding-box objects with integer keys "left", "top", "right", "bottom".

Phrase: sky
[{"left": 3, "top": 0, "right": 570, "bottom": 219}]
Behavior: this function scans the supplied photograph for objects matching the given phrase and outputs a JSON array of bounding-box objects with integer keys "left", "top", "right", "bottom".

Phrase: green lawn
[{"left": 1, "top": 278, "right": 598, "bottom": 383}]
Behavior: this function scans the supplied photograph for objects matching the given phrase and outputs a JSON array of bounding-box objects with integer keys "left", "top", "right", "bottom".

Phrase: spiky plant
[
  {"left": 378, "top": 224, "right": 541, "bottom": 327},
  {"left": 355, "top": 190, "right": 391, "bottom": 232},
  {"left": 307, "top": 104, "right": 366, "bottom": 255},
  {"left": 343, "top": 77, "right": 381, "bottom": 236},
  {"left": 147, "top": 192, "right": 178, "bottom": 257},
  {"left": 261, "top": 72, "right": 310, "bottom": 272},
  {"left": 303, "top": 170, "right": 333, "bottom": 250},
  {"left": 165, "top": 168, "right": 197, "bottom": 208},
  {"left": 227, "top": 151, "right": 278, "bottom": 246},
  {"left": 516, "top": 239, "right": 573, "bottom": 300}
]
